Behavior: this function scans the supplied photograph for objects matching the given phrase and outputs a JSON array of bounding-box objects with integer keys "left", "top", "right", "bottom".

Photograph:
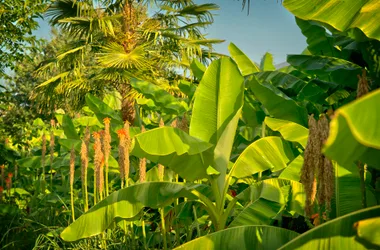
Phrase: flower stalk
[
  {"left": 41, "top": 133, "right": 46, "bottom": 181},
  {"left": 158, "top": 119, "right": 165, "bottom": 181},
  {"left": 139, "top": 126, "right": 147, "bottom": 183},
  {"left": 81, "top": 139, "right": 89, "bottom": 212},
  {"left": 103, "top": 118, "right": 111, "bottom": 197},
  {"left": 94, "top": 132, "right": 104, "bottom": 201},
  {"left": 50, "top": 120, "right": 55, "bottom": 188},
  {"left": 70, "top": 147, "right": 76, "bottom": 222}
]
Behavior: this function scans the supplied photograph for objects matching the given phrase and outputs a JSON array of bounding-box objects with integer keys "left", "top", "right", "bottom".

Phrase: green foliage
[
  {"left": 287, "top": 55, "right": 362, "bottom": 89},
  {"left": 231, "top": 137, "right": 294, "bottom": 178},
  {"left": 260, "top": 52, "right": 276, "bottom": 71},
  {"left": 284, "top": 0, "right": 380, "bottom": 41},
  {"left": 279, "top": 206, "right": 380, "bottom": 250},
  {"left": 0, "top": 0, "right": 49, "bottom": 76},
  {"left": 131, "top": 79, "right": 188, "bottom": 115},
  {"left": 60, "top": 182, "right": 204, "bottom": 241},
  {"left": 3, "top": 1, "right": 380, "bottom": 249},
  {"left": 264, "top": 117, "right": 309, "bottom": 148},
  {"left": 247, "top": 75, "right": 308, "bottom": 126},
  {"left": 355, "top": 217, "right": 380, "bottom": 247},
  {"left": 230, "top": 179, "right": 305, "bottom": 227},
  {"left": 228, "top": 42, "right": 259, "bottom": 76},
  {"left": 131, "top": 127, "right": 212, "bottom": 181},
  {"left": 174, "top": 226, "right": 299, "bottom": 250},
  {"left": 34, "top": 0, "right": 222, "bottom": 113},
  {"left": 324, "top": 89, "right": 380, "bottom": 168}
]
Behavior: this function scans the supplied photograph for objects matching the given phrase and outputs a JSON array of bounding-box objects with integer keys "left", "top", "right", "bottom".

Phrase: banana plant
[
  {"left": 59, "top": 53, "right": 306, "bottom": 243},
  {"left": 178, "top": 205, "right": 380, "bottom": 250},
  {"left": 262, "top": 117, "right": 378, "bottom": 217},
  {"left": 283, "top": 0, "right": 380, "bottom": 41}
]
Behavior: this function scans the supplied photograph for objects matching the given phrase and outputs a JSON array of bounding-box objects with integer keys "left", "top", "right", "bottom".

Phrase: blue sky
[
  {"left": 35, "top": 0, "right": 307, "bottom": 64},
  {"left": 200, "top": 0, "right": 307, "bottom": 64}
]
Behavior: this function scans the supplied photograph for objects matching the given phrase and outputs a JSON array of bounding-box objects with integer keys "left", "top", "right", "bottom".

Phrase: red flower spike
[{"left": 103, "top": 117, "right": 111, "bottom": 124}]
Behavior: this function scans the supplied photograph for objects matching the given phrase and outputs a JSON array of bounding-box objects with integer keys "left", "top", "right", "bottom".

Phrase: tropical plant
[
  {"left": 2, "top": 0, "right": 380, "bottom": 249},
  {"left": 53, "top": 53, "right": 307, "bottom": 249},
  {"left": 33, "top": 0, "right": 223, "bottom": 123}
]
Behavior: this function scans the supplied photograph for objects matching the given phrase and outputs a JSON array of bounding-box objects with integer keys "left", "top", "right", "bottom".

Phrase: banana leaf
[
  {"left": 284, "top": 0, "right": 380, "bottom": 41},
  {"left": 230, "top": 179, "right": 305, "bottom": 227},
  {"left": 131, "top": 127, "right": 212, "bottom": 181},
  {"left": 174, "top": 225, "right": 299, "bottom": 250},
  {"left": 60, "top": 182, "right": 207, "bottom": 241},
  {"left": 190, "top": 57, "right": 244, "bottom": 192},
  {"left": 247, "top": 76, "right": 308, "bottom": 126},
  {"left": 279, "top": 205, "right": 380, "bottom": 250},
  {"left": 264, "top": 117, "right": 309, "bottom": 148},
  {"left": 228, "top": 42, "right": 259, "bottom": 76},
  {"left": 231, "top": 136, "right": 294, "bottom": 179},
  {"left": 324, "top": 89, "right": 380, "bottom": 169}
]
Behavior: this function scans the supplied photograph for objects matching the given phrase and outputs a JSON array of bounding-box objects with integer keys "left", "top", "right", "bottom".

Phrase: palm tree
[{"left": 34, "top": 0, "right": 223, "bottom": 123}]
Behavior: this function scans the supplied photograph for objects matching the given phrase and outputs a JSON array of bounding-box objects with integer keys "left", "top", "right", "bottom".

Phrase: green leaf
[
  {"left": 178, "top": 80, "right": 196, "bottom": 99},
  {"left": 279, "top": 155, "right": 303, "bottom": 182},
  {"left": 260, "top": 52, "right": 276, "bottom": 71},
  {"left": 131, "top": 127, "right": 212, "bottom": 181},
  {"left": 60, "top": 182, "right": 202, "bottom": 241},
  {"left": 241, "top": 93, "right": 265, "bottom": 129},
  {"left": 103, "top": 91, "right": 121, "bottom": 110},
  {"left": 32, "top": 118, "right": 45, "bottom": 127},
  {"left": 334, "top": 162, "right": 377, "bottom": 217},
  {"left": 231, "top": 137, "right": 294, "bottom": 179},
  {"left": 230, "top": 179, "right": 305, "bottom": 227},
  {"left": 228, "top": 42, "right": 259, "bottom": 76},
  {"left": 174, "top": 225, "right": 298, "bottom": 250},
  {"left": 136, "top": 97, "right": 155, "bottom": 110},
  {"left": 17, "top": 156, "right": 42, "bottom": 169},
  {"left": 297, "top": 81, "right": 329, "bottom": 103},
  {"left": 295, "top": 18, "right": 340, "bottom": 57},
  {"left": 0, "top": 204, "right": 20, "bottom": 216},
  {"left": 190, "top": 57, "right": 244, "bottom": 191},
  {"left": 12, "top": 188, "right": 31, "bottom": 196},
  {"left": 264, "top": 117, "right": 309, "bottom": 148},
  {"left": 190, "top": 59, "right": 206, "bottom": 80},
  {"left": 247, "top": 76, "right": 308, "bottom": 126},
  {"left": 62, "top": 115, "right": 79, "bottom": 140},
  {"left": 73, "top": 116, "right": 103, "bottom": 127},
  {"left": 325, "top": 89, "right": 351, "bottom": 105},
  {"left": 255, "top": 71, "right": 307, "bottom": 94},
  {"left": 284, "top": 0, "right": 380, "bottom": 41},
  {"left": 324, "top": 89, "right": 380, "bottom": 169},
  {"left": 85, "top": 94, "right": 123, "bottom": 125},
  {"left": 236, "top": 179, "right": 305, "bottom": 217},
  {"left": 130, "top": 79, "right": 187, "bottom": 115},
  {"left": 287, "top": 55, "right": 362, "bottom": 89},
  {"left": 356, "top": 217, "right": 380, "bottom": 247},
  {"left": 279, "top": 205, "right": 380, "bottom": 250},
  {"left": 58, "top": 139, "right": 82, "bottom": 153}
]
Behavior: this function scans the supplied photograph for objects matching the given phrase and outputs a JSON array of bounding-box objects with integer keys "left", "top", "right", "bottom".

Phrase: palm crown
[{"left": 34, "top": 0, "right": 223, "bottom": 122}]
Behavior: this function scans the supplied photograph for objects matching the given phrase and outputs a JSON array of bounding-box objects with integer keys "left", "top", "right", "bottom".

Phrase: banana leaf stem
[{"left": 160, "top": 208, "right": 168, "bottom": 250}]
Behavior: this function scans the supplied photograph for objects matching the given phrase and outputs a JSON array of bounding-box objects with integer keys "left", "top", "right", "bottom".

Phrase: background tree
[
  {"left": 34, "top": 0, "right": 223, "bottom": 123},
  {"left": 0, "top": 0, "right": 49, "bottom": 77}
]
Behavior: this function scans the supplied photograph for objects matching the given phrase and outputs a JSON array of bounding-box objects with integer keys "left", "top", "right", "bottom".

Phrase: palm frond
[
  {"left": 46, "top": 0, "right": 91, "bottom": 25},
  {"left": 175, "top": 3, "right": 219, "bottom": 22},
  {"left": 97, "top": 42, "right": 152, "bottom": 70}
]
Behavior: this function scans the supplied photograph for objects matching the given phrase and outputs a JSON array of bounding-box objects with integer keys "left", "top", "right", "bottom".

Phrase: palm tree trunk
[
  {"left": 118, "top": 84, "right": 136, "bottom": 124},
  {"left": 119, "top": 1, "right": 137, "bottom": 124}
]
